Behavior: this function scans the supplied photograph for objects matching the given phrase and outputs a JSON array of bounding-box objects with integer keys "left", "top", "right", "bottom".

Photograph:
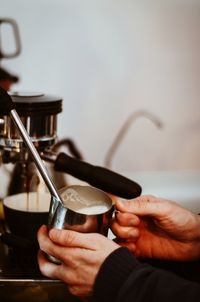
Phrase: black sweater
[{"left": 93, "top": 247, "right": 200, "bottom": 302}]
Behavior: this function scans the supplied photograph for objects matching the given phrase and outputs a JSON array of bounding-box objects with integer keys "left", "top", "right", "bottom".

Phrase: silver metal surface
[
  {"left": 49, "top": 185, "right": 113, "bottom": 232},
  {"left": 47, "top": 185, "right": 114, "bottom": 263},
  {"left": 0, "top": 278, "right": 61, "bottom": 283},
  {"left": 10, "top": 109, "right": 62, "bottom": 205},
  {"left": 0, "top": 114, "right": 57, "bottom": 152}
]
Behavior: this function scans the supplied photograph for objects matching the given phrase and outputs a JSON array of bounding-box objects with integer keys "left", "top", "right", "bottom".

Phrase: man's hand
[
  {"left": 37, "top": 225, "right": 119, "bottom": 297},
  {"left": 111, "top": 195, "right": 200, "bottom": 261}
]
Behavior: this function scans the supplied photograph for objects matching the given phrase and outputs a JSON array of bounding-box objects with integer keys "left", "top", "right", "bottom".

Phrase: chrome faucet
[{"left": 104, "top": 110, "right": 163, "bottom": 168}]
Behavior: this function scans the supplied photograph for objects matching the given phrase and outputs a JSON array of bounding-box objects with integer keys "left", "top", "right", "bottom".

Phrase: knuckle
[
  {"left": 128, "top": 227, "right": 140, "bottom": 239},
  {"left": 118, "top": 212, "right": 140, "bottom": 226},
  {"left": 52, "top": 229, "right": 62, "bottom": 241},
  {"left": 124, "top": 199, "right": 134, "bottom": 209},
  {"left": 51, "top": 229, "right": 76, "bottom": 246},
  {"left": 68, "top": 286, "right": 80, "bottom": 296},
  {"left": 137, "top": 195, "right": 155, "bottom": 203},
  {"left": 63, "top": 231, "right": 76, "bottom": 246}
]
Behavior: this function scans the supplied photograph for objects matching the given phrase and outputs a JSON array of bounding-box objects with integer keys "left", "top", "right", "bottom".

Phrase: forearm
[{"left": 92, "top": 247, "right": 200, "bottom": 302}]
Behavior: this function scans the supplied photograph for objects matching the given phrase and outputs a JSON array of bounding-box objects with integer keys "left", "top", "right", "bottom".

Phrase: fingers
[
  {"left": 49, "top": 228, "right": 109, "bottom": 250},
  {"left": 37, "top": 225, "right": 119, "bottom": 264},
  {"left": 38, "top": 225, "right": 90, "bottom": 264},
  {"left": 111, "top": 222, "right": 140, "bottom": 240},
  {"left": 38, "top": 225, "right": 73, "bottom": 263},
  {"left": 115, "top": 211, "right": 140, "bottom": 226},
  {"left": 115, "top": 195, "right": 170, "bottom": 217},
  {"left": 37, "top": 250, "right": 80, "bottom": 286},
  {"left": 37, "top": 249, "right": 60, "bottom": 279},
  {"left": 38, "top": 225, "right": 106, "bottom": 252},
  {"left": 110, "top": 211, "right": 140, "bottom": 241}
]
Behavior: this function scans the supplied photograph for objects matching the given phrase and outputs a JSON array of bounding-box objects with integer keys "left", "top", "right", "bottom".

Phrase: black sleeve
[{"left": 92, "top": 247, "right": 200, "bottom": 302}]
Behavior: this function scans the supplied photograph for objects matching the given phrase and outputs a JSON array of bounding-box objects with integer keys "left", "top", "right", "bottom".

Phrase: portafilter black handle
[{"left": 53, "top": 152, "right": 142, "bottom": 199}]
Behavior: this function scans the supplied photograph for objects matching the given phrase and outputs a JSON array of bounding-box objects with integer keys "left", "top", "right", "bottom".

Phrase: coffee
[{"left": 3, "top": 192, "right": 51, "bottom": 239}]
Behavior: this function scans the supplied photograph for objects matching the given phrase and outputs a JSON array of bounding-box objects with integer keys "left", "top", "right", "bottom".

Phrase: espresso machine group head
[{"left": 0, "top": 91, "right": 62, "bottom": 196}]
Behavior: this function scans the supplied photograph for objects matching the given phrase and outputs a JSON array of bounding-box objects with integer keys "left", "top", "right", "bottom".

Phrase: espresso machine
[
  {"left": 0, "top": 89, "right": 199, "bottom": 302},
  {"left": 0, "top": 90, "right": 142, "bottom": 252},
  {"left": 0, "top": 91, "right": 142, "bottom": 201},
  {"left": 0, "top": 17, "right": 143, "bottom": 300},
  {"left": 0, "top": 91, "right": 64, "bottom": 197},
  {"left": 0, "top": 90, "right": 142, "bottom": 244},
  {"left": 1, "top": 18, "right": 141, "bottom": 215}
]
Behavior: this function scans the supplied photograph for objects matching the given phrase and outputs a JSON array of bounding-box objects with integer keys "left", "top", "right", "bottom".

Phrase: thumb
[
  {"left": 49, "top": 228, "right": 103, "bottom": 250},
  {"left": 116, "top": 195, "right": 167, "bottom": 217}
]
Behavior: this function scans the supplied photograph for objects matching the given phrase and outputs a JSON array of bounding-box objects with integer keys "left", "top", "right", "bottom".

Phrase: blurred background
[
  {"left": 0, "top": 0, "right": 199, "bottom": 174},
  {"left": 0, "top": 1, "right": 200, "bottom": 296}
]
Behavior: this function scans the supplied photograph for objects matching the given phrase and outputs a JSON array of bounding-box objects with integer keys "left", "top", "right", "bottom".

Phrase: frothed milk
[
  {"left": 60, "top": 186, "right": 111, "bottom": 215},
  {"left": 47, "top": 185, "right": 113, "bottom": 263}
]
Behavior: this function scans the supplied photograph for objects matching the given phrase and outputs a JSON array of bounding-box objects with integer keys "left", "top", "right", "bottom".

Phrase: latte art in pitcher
[{"left": 61, "top": 187, "right": 111, "bottom": 215}]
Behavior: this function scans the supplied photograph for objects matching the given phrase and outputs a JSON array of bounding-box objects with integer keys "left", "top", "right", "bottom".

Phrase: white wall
[{"left": 1, "top": 0, "right": 200, "bottom": 173}]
